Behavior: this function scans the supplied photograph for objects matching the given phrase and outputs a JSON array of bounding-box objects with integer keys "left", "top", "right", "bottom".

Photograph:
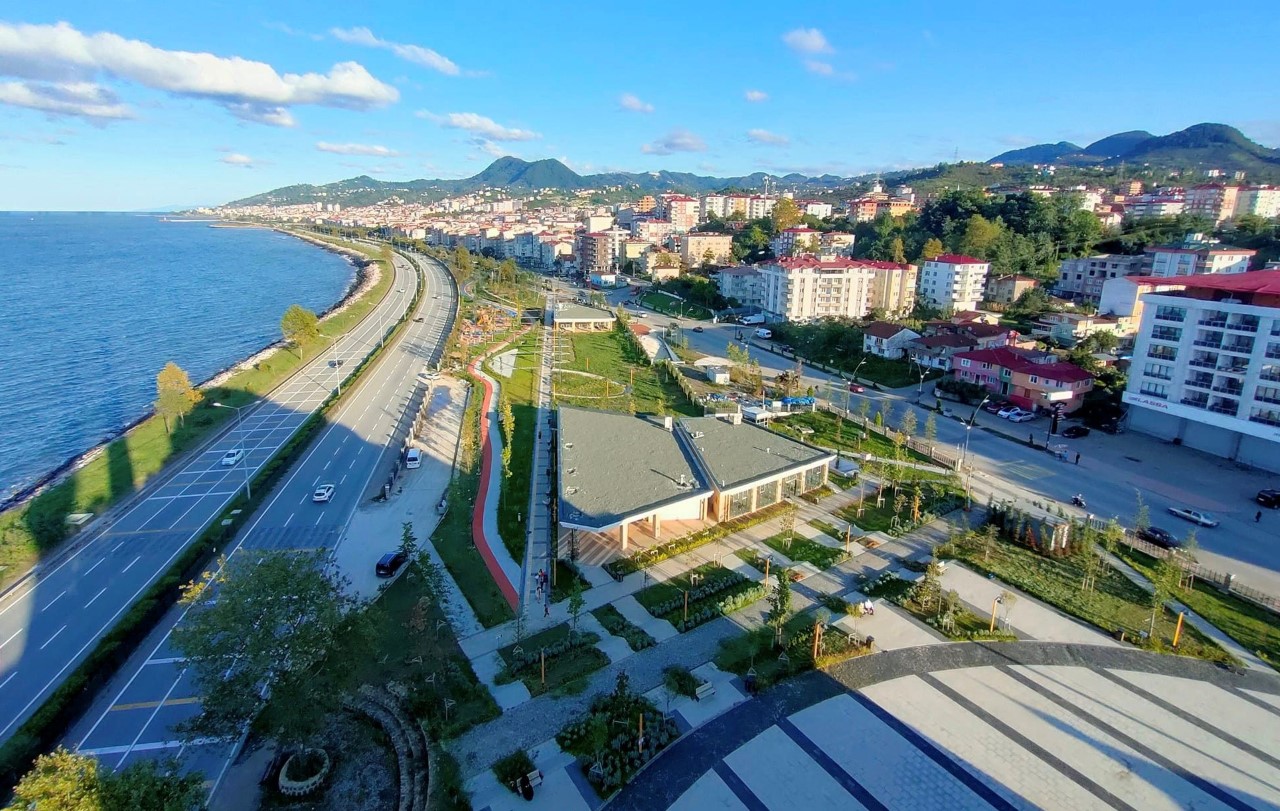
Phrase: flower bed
[
  {"left": 604, "top": 502, "right": 792, "bottom": 579},
  {"left": 635, "top": 565, "right": 766, "bottom": 632}
]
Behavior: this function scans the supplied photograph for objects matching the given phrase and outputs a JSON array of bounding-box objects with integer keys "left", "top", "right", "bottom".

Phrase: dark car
[
  {"left": 1137, "top": 526, "right": 1179, "bottom": 549},
  {"left": 1257, "top": 489, "right": 1280, "bottom": 508},
  {"left": 981, "top": 401, "right": 1003, "bottom": 414},
  {"left": 376, "top": 551, "right": 407, "bottom": 577},
  {"left": 692, "top": 326, "right": 704, "bottom": 333},
  {"left": 1061, "top": 425, "right": 1090, "bottom": 439}
]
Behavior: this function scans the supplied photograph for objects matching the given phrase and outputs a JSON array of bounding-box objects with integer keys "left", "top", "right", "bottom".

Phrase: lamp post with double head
[
  {"left": 213, "top": 402, "right": 252, "bottom": 500},
  {"left": 960, "top": 394, "right": 991, "bottom": 509}
]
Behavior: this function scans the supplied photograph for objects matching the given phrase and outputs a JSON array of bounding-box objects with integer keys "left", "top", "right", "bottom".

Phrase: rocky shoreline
[{"left": 0, "top": 229, "right": 381, "bottom": 514}]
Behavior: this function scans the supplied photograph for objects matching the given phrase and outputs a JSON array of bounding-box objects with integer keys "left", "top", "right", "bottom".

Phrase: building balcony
[
  {"left": 1186, "top": 359, "right": 1216, "bottom": 370},
  {"left": 1211, "top": 384, "right": 1244, "bottom": 396},
  {"left": 1261, "top": 371, "right": 1280, "bottom": 383},
  {"left": 1251, "top": 413, "right": 1280, "bottom": 427},
  {"left": 1222, "top": 343, "right": 1255, "bottom": 355},
  {"left": 1184, "top": 378, "right": 1213, "bottom": 390},
  {"left": 1192, "top": 339, "right": 1222, "bottom": 349},
  {"left": 1267, "top": 350, "right": 1280, "bottom": 360},
  {"left": 1255, "top": 395, "right": 1280, "bottom": 406},
  {"left": 1197, "top": 318, "right": 1227, "bottom": 328},
  {"left": 1148, "top": 348, "right": 1179, "bottom": 361},
  {"left": 1227, "top": 320, "right": 1259, "bottom": 333},
  {"left": 1180, "top": 397, "right": 1209, "bottom": 409},
  {"left": 1145, "top": 371, "right": 1173, "bottom": 381},
  {"left": 1216, "top": 364, "right": 1249, "bottom": 375},
  {"left": 1154, "top": 311, "right": 1185, "bottom": 323},
  {"left": 1209, "top": 403, "right": 1239, "bottom": 416}
]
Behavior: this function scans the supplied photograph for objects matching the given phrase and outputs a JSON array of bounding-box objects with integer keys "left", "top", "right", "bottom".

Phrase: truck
[{"left": 741, "top": 313, "right": 765, "bottom": 325}]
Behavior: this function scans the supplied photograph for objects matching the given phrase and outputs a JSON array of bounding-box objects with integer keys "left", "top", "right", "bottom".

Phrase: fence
[{"left": 1086, "top": 516, "right": 1280, "bottom": 616}]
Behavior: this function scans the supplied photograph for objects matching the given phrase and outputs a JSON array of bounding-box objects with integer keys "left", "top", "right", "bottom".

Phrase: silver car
[{"left": 1167, "top": 507, "right": 1218, "bottom": 527}]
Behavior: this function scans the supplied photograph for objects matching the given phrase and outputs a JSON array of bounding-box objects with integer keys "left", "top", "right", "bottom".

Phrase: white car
[
  {"left": 997, "top": 406, "right": 1022, "bottom": 418},
  {"left": 220, "top": 448, "right": 245, "bottom": 466},
  {"left": 1008, "top": 410, "right": 1036, "bottom": 423},
  {"left": 312, "top": 483, "right": 336, "bottom": 503},
  {"left": 1167, "top": 507, "right": 1218, "bottom": 527}
]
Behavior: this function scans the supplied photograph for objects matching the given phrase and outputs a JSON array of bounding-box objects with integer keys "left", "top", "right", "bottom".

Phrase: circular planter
[{"left": 278, "top": 747, "right": 331, "bottom": 797}]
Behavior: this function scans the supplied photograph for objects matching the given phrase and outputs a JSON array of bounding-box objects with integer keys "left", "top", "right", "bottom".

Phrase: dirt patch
[{"left": 261, "top": 714, "right": 399, "bottom": 811}]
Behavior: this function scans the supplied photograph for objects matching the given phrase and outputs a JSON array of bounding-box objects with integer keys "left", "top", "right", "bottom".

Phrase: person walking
[
  {"left": 1256, "top": 510, "right": 1263, "bottom": 523},
  {"left": 1075, "top": 452, "right": 1081, "bottom": 465}
]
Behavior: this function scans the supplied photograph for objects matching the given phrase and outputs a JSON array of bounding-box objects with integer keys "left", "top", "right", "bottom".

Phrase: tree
[
  {"left": 857, "top": 396, "right": 872, "bottom": 427},
  {"left": 280, "top": 303, "right": 320, "bottom": 355},
  {"left": 172, "top": 550, "right": 359, "bottom": 747},
  {"left": 924, "top": 412, "right": 937, "bottom": 444},
  {"left": 154, "top": 361, "right": 203, "bottom": 434},
  {"left": 1133, "top": 491, "right": 1151, "bottom": 534},
  {"left": 957, "top": 215, "right": 1003, "bottom": 258},
  {"left": 889, "top": 236, "right": 907, "bottom": 264},
  {"left": 399, "top": 521, "right": 418, "bottom": 560},
  {"left": 779, "top": 504, "right": 797, "bottom": 551},
  {"left": 766, "top": 568, "right": 792, "bottom": 647},
  {"left": 920, "top": 237, "right": 945, "bottom": 262},
  {"left": 567, "top": 578, "right": 585, "bottom": 632},
  {"left": 771, "top": 197, "right": 802, "bottom": 231},
  {"left": 899, "top": 409, "right": 918, "bottom": 438},
  {"left": 8, "top": 749, "right": 203, "bottom": 811},
  {"left": 912, "top": 561, "right": 944, "bottom": 613}
]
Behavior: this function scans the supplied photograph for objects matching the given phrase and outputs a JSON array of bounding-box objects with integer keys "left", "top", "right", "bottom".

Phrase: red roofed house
[
  {"left": 862, "top": 321, "right": 921, "bottom": 359},
  {"left": 952, "top": 346, "right": 1094, "bottom": 411},
  {"left": 920, "top": 254, "right": 992, "bottom": 312}
]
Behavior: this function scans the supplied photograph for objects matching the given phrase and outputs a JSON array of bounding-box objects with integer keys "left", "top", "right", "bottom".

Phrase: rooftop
[
  {"left": 929, "top": 254, "right": 988, "bottom": 265},
  {"left": 677, "top": 415, "right": 832, "bottom": 491},
  {"left": 558, "top": 408, "right": 709, "bottom": 530},
  {"left": 864, "top": 321, "right": 914, "bottom": 339},
  {"left": 954, "top": 346, "right": 1093, "bottom": 382},
  {"left": 551, "top": 303, "right": 617, "bottom": 323},
  {"left": 768, "top": 256, "right": 912, "bottom": 271},
  {"left": 1138, "top": 269, "right": 1280, "bottom": 296}
]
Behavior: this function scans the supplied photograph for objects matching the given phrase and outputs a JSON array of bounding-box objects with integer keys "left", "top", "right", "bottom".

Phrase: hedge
[
  {"left": 0, "top": 244, "right": 428, "bottom": 793},
  {"left": 605, "top": 501, "right": 793, "bottom": 579}
]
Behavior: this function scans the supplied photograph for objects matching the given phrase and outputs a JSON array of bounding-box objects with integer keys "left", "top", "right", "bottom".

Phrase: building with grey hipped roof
[
  {"left": 548, "top": 301, "right": 617, "bottom": 331},
  {"left": 556, "top": 406, "right": 833, "bottom": 553}
]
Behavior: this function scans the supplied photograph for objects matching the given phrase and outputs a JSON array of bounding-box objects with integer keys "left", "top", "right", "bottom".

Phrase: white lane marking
[
  {"left": 340, "top": 475, "right": 347, "bottom": 484},
  {"left": 0, "top": 629, "right": 21, "bottom": 650},
  {"left": 145, "top": 656, "right": 186, "bottom": 666},
  {"left": 315, "top": 514, "right": 325, "bottom": 526},
  {"left": 40, "top": 624, "right": 67, "bottom": 650},
  {"left": 324, "top": 460, "right": 331, "bottom": 470},
  {"left": 84, "top": 587, "right": 108, "bottom": 608},
  {"left": 112, "top": 542, "right": 124, "bottom": 553},
  {"left": 285, "top": 512, "right": 295, "bottom": 526},
  {"left": 85, "top": 559, "right": 104, "bottom": 576},
  {"left": 0, "top": 672, "right": 17, "bottom": 690},
  {"left": 121, "top": 556, "right": 141, "bottom": 574},
  {"left": 41, "top": 591, "right": 67, "bottom": 612}
]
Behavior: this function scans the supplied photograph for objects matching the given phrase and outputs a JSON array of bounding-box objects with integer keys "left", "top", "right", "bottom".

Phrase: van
[
  {"left": 754, "top": 328, "right": 772, "bottom": 339},
  {"left": 742, "top": 314, "right": 765, "bottom": 325},
  {"left": 405, "top": 448, "right": 422, "bottom": 469}
]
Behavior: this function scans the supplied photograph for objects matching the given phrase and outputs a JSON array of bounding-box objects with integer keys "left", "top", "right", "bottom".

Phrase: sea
[{"left": 0, "top": 212, "right": 356, "bottom": 506}]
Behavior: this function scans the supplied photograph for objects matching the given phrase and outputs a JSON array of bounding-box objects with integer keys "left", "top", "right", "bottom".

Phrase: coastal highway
[
  {"left": 0, "top": 243, "right": 432, "bottom": 746},
  {"left": 66, "top": 247, "right": 458, "bottom": 791}
]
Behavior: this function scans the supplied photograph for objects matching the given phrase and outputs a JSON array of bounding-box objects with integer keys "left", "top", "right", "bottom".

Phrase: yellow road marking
[{"left": 110, "top": 696, "right": 200, "bottom": 712}]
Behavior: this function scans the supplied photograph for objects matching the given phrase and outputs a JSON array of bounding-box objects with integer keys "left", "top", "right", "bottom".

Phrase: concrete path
[{"left": 520, "top": 318, "right": 556, "bottom": 616}]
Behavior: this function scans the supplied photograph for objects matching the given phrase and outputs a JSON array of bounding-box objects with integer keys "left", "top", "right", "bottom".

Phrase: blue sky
[{"left": 2, "top": 1, "right": 1278, "bottom": 210}]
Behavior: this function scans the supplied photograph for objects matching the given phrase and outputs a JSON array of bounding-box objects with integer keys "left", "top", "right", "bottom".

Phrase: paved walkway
[
  {"left": 611, "top": 641, "right": 1280, "bottom": 811},
  {"left": 520, "top": 314, "right": 555, "bottom": 614}
]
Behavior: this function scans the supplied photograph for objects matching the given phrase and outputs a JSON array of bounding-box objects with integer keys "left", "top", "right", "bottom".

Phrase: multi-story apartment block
[
  {"left": 717, "top": 266, "right": 764, "bottom": 309},
  {"left": 1236, "top": 186, "right": 1280, "bottom": 220},
  {"left": 700, "top": 194, "right": 727, "bottom": 220},
  {"left": 799, "top": 200, "right": 833, "bottom": 218},
  {"left": 585, "top": 214, "right": 614, "bottom": 233},
  {"left": 1124, "top": 194, "right": 1185, "bottom": 220},
  {"left": 634, "top": 195, "right": 657, "bottom": 214},
  {"left": 1124, "top": 270, "right": 1280, "bottom": 472},
  {"left": 918, "top": 255, "right": 991, "bottom": 312},
  {"left": 746, "top": 196, "right": 777, "bottom": 220},
  {"left": 875, "top": 198, "right": 914, "bottom": 218},
  {"left": 1143, "top": 235, "right": 1255, "bottom": 277},
  {"left": 771, "top": 227, "right": 822, "bottom": 257},
  {"left": 631, "top": 218, "right": 674, "bottom": 243},
  {"left": 1185, "top": 184, "right": 1240, "bottom": 225},
  {"left": 666, "top": 196, "right": 701, "bottom": 232},
  {"left": 723, "top": 194, "right": 752, "bottom": 219},
  {"left": 986, "top": 274, "right": 1038, "bottom": 305},
  {"left": 681, "top": 232, "right": 735, "bottom": 268},
  {"left": 577, "top": 232, "right": 611, "bottom": 275},
  {"left": 846, "top": 197, "right": 881, "bottom": 222},
  {"left": 1056, "top": 254, "right": 1145, "bottom": 302},
  {"left": 754, "top": 257, "right": 915, "bottom": 322},
  {"left": 866, "top": 261, "right": 917, "bottom": 316}
]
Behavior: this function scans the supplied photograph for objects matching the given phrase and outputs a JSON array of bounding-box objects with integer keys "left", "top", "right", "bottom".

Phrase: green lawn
[
  {"left": 1117, "top": 548, "right": 1279, "bottom": 671},
  {"left": 557, "top": 331, "right": 697, "bottom": 415},
  {"left": 837, "top": 481, "right": 963, "bottom": 535},
  {"left": 761, "top": 532, "right": 848, "bottom": 570},
  {"left": 430, "top": 372, "right": 515, "bottom": 628},
  {"left": 0, "top": 237, "right": 395, "bottom": 588},
  {"left": 490, "top": 331, "right": 543, "bottom": 563},
  {"left": 770, "top": 410, "right": 935, "bottom": 465},
  {"left": 809, "top": 518, "right": 848, "bottom": 541},
  {"left": 496, "top": 622, "right": 610, "bottom": 697},
  {"left": 639, "top": 291, "right": 712, "bottom": 320},
  {"left": 943, "top": 534, "right": 1232, "bottom": 664}
]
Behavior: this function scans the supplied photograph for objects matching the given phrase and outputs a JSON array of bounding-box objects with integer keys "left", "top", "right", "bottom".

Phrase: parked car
[
  {"left": 981, "top": 401, "right": 1003, "bottom": 414},
  {"left": 220, "top": 448, "right": 245, "bottom": 466},
  {"left": 1060, "top": 425, "right": 1090, "bottom": 439},
  {"left": 1167, "top": 507, "right": 1219, "bottom": 527},
  {"left": 376, "top": 551, "right": 407, "bottom": 577},
  {"left": 848, "top": 382, "right": 865, "bottom": 393},
  {"left": 1008, "top": 410, "right": 1036, "bottom": 423},
  {"left": 1137, "top": 526, "right": 1180, "bottom": 548},
  {"left": 997, "top": 406, "right": 1022, "bottom": 418},
  {"left": 692, "top": 326, "right": 704, "bottom": 333},
  {"left": 1257, "top": 489, "right": 1280, "bottom": 508},
  {"left": 312, "top": 483, "right": 335, "bottom": 503}
]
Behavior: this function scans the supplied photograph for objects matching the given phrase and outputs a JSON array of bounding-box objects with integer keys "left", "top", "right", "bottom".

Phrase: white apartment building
[
  {"left": 1125, "top": 195, "right": 1185, "bottom": 219},
  {"left": 1124, "top": 270, "right": 1280, "bottom": 471},
  {"left": 1185, "top": 184, "right": 1239, "bottom": 225},
  {"left": 867, "top": 262, "right": 918, "bottom": 316},
  {"left": 1237, "top": 186, "right": 1280, "bottom": 219},
  {"left": 665, "top": 196, "right": 700, "bottom": 232},
  {"left": 771, "top": 227, "right": 822, "bottom": 257},
  {"left": 755, "top": 257, "right": 915, "bottom": 322},
  {"left": 681, "top": 232, "right": 734, "bottom": 267},
  {"left": 918, "top": 255, "right": 991, "bottom": 312},
  {"left": 717, "top": 266, "right": 764, "bottom": 309},
  {"left": 1056, "top": 254, "right": 1144, "bottom": 302},
  {"left": 1143, "top": 236, "right": 1255, "bottom": 277},
  {"left": 800, "top": 200, "right": 833, "bottom": 218},
  {"left": 700, "top": 194, "right": 728, "bottom": 220},
  {"left": 747, "top": 196, "right": 777, "bottom": 220}
]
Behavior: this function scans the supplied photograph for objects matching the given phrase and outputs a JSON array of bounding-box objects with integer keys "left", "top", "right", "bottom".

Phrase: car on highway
[
  {"left": 1167, "top": 506, "right": 1219, "bottom": 527},
  {"left": 692, "top": 326, "right": 704, "bottom": 333},
  {"left": 981, "top": 401, "right": 1003, "bottom": 414},
  {"left": 1007, "top": 410, "right": 1036, "bottom": 423},
  {"left": 220, "top": 448, "right": 245, "bottom": 466},
  {"left": 376, "top": 551, "right": 407, "bottom": 577},
  {"left": 312, "top": 483, "right": 335, "bottom": 503},
  {"left": 1061, "top": 425, "right": 1090, "bottom": 439},
  {"left": 1256, "top": 489, "right": 1280, "bottom": 508},
  {"left": 1137, "top": 526, "right": 1180, "bottom": 548},
  {"left": 413, "top": 316, "right": 424, "bottom": 323},
  {"left": 997, "top": 406, "right": 1022, "bottom": 418},
  {"left": 848, "top": 382, "right": 865, "bottom": 393},
  {"left": 397, "top": 288, "right": 404, "bottom": 293},
  {"left": 433, "top": 293, "right": 440, "bottom": 299}
]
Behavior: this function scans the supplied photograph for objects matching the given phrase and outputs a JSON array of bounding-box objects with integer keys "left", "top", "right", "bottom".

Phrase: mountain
[
  {"left": 225, "top": 158, "right": 856, "bottom": 207},
  {"left": 989, "top": 141, "right": 1082, "bottom": 165},
  {"left": 988, "top": 124, "right": 1280, "bottom": 175}
]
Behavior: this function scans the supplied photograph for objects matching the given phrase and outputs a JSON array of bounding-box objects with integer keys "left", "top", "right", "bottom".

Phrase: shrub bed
[
  {"left": 662, "top": 666, "right": 701, "bottom": 699},
  {"left": 762, "top": 533, "right": 849, "bottom": 570},
  {"left": 492, "top": 749, "right": 536, "bottom": 794},
  {"left": 591, "top": 604, "right": 655, "bottom": 652}
]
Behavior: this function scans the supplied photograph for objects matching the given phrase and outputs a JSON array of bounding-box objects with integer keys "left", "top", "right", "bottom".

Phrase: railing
[
  {"left": 1215, "top": 365, "right": 1248, "bottom": 375},
  {"left": 1186, "top": 359, "right": 1216, "bottom": 369},
  {"left": 1209, "top": 404, "right": 1239, "bottom": 415},
  {"left": 1211, "top": 385, "right": 1244, "bottom": 396},
  {"left": 1261, "top": 372, "right": 1280, "bottom": 383},
  {"left": 1221, "top": 343, "right": 1254, "bottom": 355},
  {"left": 1191, "top": 339, "right": 1222, "bottom": 348},
  {"left": 1250, "top": 413, "right": 1280, "bottom": 428},
  {"left": 1228, "top": 321, "right": 1259, "bottom": 333},
  {"left": 1154, "top": 311, "right": 1185, "bottom": 323},
  {"left": 1183, "top": 378, "right": 1213, "bottom": 390},
  {"left": 1197, "top": 318, "right": 1227, "bottom": 328},
  {"left": 1255, "top": 395, "right": 1280, "bottom": 406},
  {"left": 1180, "top": 398, "right": 1209, "bottom": 408},
  {"left": 1267, "top": 350, "right": 1280, "bottom": 360},
  {"left": 1138, "top": 388, "right": 1169, "bottom": 399}
]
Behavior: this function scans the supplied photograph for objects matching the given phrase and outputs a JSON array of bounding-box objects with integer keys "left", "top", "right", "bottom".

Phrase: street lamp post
[
  {"left": 212, "top": 402, "right": 252, "bottom": 500},
  {"left": 960, "top": 394, "right": 990, "bottom": 510},
  {"left": 319, "top": 333, "right": 343, "bottom": 396}
]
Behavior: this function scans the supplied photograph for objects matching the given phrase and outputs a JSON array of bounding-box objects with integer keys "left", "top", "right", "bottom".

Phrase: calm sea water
[{"left": 0, "top": 213, "right": 355, "bottom": 503}]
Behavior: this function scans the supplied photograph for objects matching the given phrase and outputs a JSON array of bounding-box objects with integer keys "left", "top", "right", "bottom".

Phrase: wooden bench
[
  {"left": 526, "top": 770, "right": 544, "bottom": 788},
  {"left": 694, "top": 681, "right": 716, "bottom": 702}
]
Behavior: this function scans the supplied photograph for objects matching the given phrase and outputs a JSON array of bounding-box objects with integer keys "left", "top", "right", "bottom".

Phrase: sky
[{"left": 2, "top": 1, "right": 1278, "bottom": 211}]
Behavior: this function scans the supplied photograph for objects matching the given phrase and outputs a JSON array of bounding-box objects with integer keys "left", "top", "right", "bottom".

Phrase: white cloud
[
  {"left": 782, "top": 27, "right": 832, "bottom": 54},
  {"left": 478, "top": 140, "right": 508, "bottom": 158},
  {"left": 747, "top": 128, "right": 790, "bottom": 146},
  {"left": 316, "top": 141, "right": 400, "bottom": 157},
  {"left": 418, "top": 110, "right": 539, "bottom": 141},
  {"left": 744, "top": 89, "right": 768, "bottom": 102},
  {"left": 0, "top": 80, "right": 132, "bottom": 121},
  {"left": 804, "top": 60, "right": 835, "bottom": 76},
  {"left": 619, "top": 93, "right": 654, "bottom": 113},
  {"left": 220, "top": 152, "right": 254, "bottom": 167},
  {"left": 0, "top": 21, "right": 397, "bottom": 126},
  {"left": 641, "top": 129, "right": 707, "bottom": 156},
  {"left": 330, "top": 27, "right": 461, "bottom": 76}
]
